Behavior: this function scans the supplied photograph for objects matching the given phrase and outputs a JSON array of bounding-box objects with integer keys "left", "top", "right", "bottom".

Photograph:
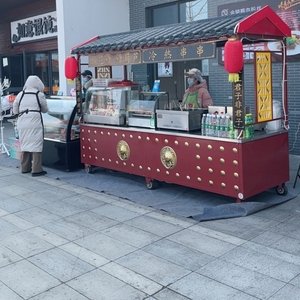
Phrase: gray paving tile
[
  {"left": 221, "top": 246, "right": 300, "bottom": 282},
  {"left": 0, "top": 244, "right": 22, "bottom": 267},
  {"left": 0, "top": 196, "right": 33, "bottom": 213},
  {"left": 115, "top": 250, "right": 190, "bottom": 286},
  {"left": 1, "top": 184, "right": 32, "bottom": 197},
  {"left": 243, "top": 241, "right": 300, "bottom": 266},
  {"left": 101, "top": 262, "right": 162, "bottom": 295},
  {"left": 27, "top": 226, "right": 69, "bottom": 246},
  {"left": 0, "top": 260, "right": 60, "bottom": 299},
  {"left": 167, "top": 228, "right": 237, "bottom": 257},
  {"left": 269, "top": 222, "right": 300, "bottom": 240},
  {"left": 154, "top": 288, "right": 196, "bottom": 300},
  {"left": 250, "top": 231, "right": 285, "bottom": 247},
  {"left": 60, "top": 242, "right": 109, "bottom": 267},
  {"left": 290, "top": 274, "right": 300, "bottom": 288},
  {"left": 16, "top": 192, "right": 59, "bottom": 206},
  {"left": 65, "top": 211, "right": 119, "bottom": 231},
  {"left": 62, "top": 194, "right": 106, "bottom": 210},
  {"left": 169, "top": 272, "right": 258, "bottom": 300},
  {"left": 15, "top": 207, "right": 61, "bottom": 226},
  {"left": 67, "top": 269, "right": 147, "bottom": 300},
  {"left": 29, "top": 284, "right": 89, "bottom": 300},
  {"left": 197, "top": 259, "right": 285, "bottom": 299},
  {"left": 36, "top": 187, "right": 78, "bottom": 201},
  {"left": 268, "top": 284, "right": 300, "bottom": 300},
  {"left": 101, "top": 223, "right": 161, "bottom": 248},
  {"left": 40, "top": 200, "right": 86, "bottom": 217},
  {"left": 254, "top": 206, "right": 297, "bottom": 222},
  {"left": 75, "top": 232, "right": 137, "bottom": 260},
  {"left": 124, "top": 215, "right": 184, "bottom": 237},
  {"left": 0, "top": 231, "right": 54, "bottom": 258},
  {"left": 147, "top": 211, "right": 196, "bottom": 228},
  {"left": 2, "top": 213, "right": 35, "bottom": 230},
  {"left": 0, "top": 218, "right": 22, "bottom": 239},
  {"left": 0, "top": 281, "right": 23, "bottom": 300},
  {"left": 28, "top": 248, "right": 95, "bottom": 281},
  {"left": 200, "top": 218, "right": 264, "bottom": 240},
  {"left": 268, "top": 235, "right": 300, "bottom": 255},
  {"left": 142, "top": 239, "right": 214, "bottom": 271},
  {"left": 92, "top": 203, "right": 141, "bottom": 222},
  {"left": 41, "top": 218, "right": 96, "bottom": 241}
]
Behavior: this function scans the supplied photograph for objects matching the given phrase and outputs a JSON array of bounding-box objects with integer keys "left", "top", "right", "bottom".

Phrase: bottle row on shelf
[{"left": 201, "top": 112, "right": 254, "bottom": 139}]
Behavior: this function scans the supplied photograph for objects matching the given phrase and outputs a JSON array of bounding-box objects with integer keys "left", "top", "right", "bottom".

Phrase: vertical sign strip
[
  {"left": 255, "top": 52, "right": 273, "bottom": 122},
  {"left": 233, "top": 71, "right": 245, "bottom": 129}
]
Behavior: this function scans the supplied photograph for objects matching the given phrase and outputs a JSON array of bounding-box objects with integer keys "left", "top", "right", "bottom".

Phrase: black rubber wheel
[
  {"left": 146, "top": 180, "right": 158, "bottom": 190},
  {"left": 85, "top": 165, "right": 93, "bottom": 174},
  {"left": 276, "top": 183, "right": 288, "bottom": 196}
]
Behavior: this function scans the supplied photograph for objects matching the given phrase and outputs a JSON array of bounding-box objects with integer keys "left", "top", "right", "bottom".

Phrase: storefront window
[{"left": 1, "top": 51, "right": 59, "bottom": 95}]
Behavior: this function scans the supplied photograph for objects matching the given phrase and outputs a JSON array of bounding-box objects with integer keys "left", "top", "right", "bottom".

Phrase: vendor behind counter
[{"left": 182, "top": 68, "right": 213, "bottom": 109}]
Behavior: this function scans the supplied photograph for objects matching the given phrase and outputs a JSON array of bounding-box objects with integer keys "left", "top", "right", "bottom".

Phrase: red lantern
[
  {"left": 224, "top": 38, "right": 243, "bottom": 82},
  {"left": 65, "top": 56, "right": 78, "bottom": 80}
]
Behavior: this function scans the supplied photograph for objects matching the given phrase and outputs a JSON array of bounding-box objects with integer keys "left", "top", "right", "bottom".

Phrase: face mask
[
  {"left": 82, "top": 78, "right": 88, "bottom": 84},
  {"left": 187, "top": 78, "right": 194, "bottom": 86}
]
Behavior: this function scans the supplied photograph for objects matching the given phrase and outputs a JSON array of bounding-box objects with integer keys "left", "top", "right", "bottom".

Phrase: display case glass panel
[
  {"left": 84, "top": 87, "right": 139, "bottom": 125},
  {"left": 43, "top": 98, "right": 79, "bottom": 142}
]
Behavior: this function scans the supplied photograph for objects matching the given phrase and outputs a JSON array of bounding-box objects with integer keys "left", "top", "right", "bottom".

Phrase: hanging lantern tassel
[
  {"left": 224, "top": 38, "right": 244, "bottom": 82},
  {"left": 65, "top": 56, "right": 78, "bottom": 80}
]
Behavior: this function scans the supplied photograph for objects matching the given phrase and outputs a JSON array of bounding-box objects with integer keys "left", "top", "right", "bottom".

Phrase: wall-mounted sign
[
  {"left": 11, "top": 11, "right": 57, "bottom": 44},
  {"left": 232, "top": 72, "right": 245, "bottom": 129}
]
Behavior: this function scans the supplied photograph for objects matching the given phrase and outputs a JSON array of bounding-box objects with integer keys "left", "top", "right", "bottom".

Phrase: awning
[{"left": 70, "top": 5, "right": 291, "bottom": 66}]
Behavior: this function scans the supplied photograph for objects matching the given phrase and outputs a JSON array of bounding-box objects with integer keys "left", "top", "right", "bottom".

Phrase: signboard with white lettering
[{"left": 11, "top": 11, "right": 57, "bottom": 44}]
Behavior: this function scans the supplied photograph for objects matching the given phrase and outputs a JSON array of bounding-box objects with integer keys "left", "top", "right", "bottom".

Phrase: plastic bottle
[
  {"left": 219, "top": 114, "right": 225, "bottom": 138},
  {"left": 215, "top": 115, "right": 220, "bottom": 137},
  {"left": 205, "top": 114, "right": 211, "bottom": 136},
  {"left": 224, "top": 115, "right": 231, "bottom": 138},
  {"left": 211, "top": 113, "right": 217, "bottom": 137},
  {"left": 201, "top": 113, "right": 206, "bottom": 136}
]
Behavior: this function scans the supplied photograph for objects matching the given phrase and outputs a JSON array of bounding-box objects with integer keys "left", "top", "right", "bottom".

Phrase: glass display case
[
  {"left": 127, "top": 91, "right": 169, "bottom": 129},
  {"left": 83, "top": 87, "right": 139, "bottom": 125},
  {"left": 42, "top": 97, "right": 82, "bottom": 171}
]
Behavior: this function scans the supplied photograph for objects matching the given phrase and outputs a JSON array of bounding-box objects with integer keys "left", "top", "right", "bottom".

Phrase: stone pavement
[
  {"left": 1, "top": 121, "right": 300, "bottom": 299},
  {"left": 0, "top": 155, "right": 300, "bottom": 300}
]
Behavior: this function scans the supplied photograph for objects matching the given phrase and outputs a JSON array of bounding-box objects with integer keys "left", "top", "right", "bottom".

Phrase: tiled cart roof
[{"left": 71, "top": 13, "right": 250, "bottom": 55}]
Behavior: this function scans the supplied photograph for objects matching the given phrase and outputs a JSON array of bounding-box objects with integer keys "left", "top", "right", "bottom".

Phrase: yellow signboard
[{"left": 255, "top": 52, "right": 273, "bottom": 122}]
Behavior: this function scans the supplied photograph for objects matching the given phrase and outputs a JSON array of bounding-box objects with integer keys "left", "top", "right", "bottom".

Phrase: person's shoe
[
  {"left": 22, "top": 169, "right": 31, "bottom": 174},
  {"left": 32, "top": 171, "right": 47, "bottom": 177}
]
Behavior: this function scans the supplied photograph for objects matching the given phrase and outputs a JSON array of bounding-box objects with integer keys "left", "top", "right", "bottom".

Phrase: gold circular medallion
[
  {"left": 160, "top": 146, "right": 177, "bottom": 169},
  {"left": 116, "top": 140, "right": 130, "bottom": 161}
]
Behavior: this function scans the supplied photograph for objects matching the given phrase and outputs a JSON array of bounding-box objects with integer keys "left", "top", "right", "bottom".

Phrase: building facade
[{"left": 0, "top": 0, "right": 130, "bottom": 96}]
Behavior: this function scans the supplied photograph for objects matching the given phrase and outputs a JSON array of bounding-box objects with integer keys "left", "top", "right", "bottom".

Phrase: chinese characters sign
[
  {"left": 143, "top": 42, "right": 215, "bottom": 63},
  {"left": 11, "top": 12, "right": 57, "bottom": 44},
  {"left": 89, "top": 51, "right": 141, "bottom": 67},
  {"left": 255, "top": 52, "right": 273, "bottom": 122},
  {"left": 232, "top": 74, "right": 245, "bottom": 129},
  {"left": 88, "top": 42, "right": 215, "bottom": 67}
]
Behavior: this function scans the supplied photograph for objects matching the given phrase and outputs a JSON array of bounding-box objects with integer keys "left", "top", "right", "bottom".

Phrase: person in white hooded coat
[{"left": 13, "top": 75, "right": 48, "bottom": 176}]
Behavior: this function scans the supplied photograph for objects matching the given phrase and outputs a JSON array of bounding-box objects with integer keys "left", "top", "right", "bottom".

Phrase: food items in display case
[{"left": 84, "top": 87, "right": 139, "bottom": 125}]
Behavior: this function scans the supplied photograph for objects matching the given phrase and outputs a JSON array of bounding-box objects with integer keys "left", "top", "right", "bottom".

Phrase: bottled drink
[
  {"left": 219, "top": 115, "right": 225, "bottom": 138},
  {"left": 201, "top": 114, "right": 206, "bottom": 136},
  {"left": 211, "top": 113, "right": 217, "bottom": 137},
  {"left": 215, "top": 115, "right": 220, "bottom": 137},
  {"left": 205, "top": 114, "right": 211, "bottom": 136},
  {"left": 224, "top": 115, "right": 231, "bottom": 138}
]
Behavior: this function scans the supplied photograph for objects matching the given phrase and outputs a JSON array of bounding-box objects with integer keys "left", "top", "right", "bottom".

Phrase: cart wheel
[
  {"left": 276, "top": 183, "right": 288, "bottom": 196},
  {"left": 85, "top": 165, "right": 93, "bottom": 174},
  {"left": 146, "top": 180, "right": 158, "bottom": 190}
]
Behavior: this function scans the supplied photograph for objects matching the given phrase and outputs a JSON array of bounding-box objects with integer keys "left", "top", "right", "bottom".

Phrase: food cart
[{"left": 70, "top": 5, "right": 291, "bottom": 202}]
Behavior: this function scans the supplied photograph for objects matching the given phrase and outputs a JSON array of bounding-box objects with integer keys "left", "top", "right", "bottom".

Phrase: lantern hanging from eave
[
  {"left": 224, "top": 38, "right": 244, "bottom": 82},
  {"left": 65, "top": 56, "right": 78, "bottom": 80}
]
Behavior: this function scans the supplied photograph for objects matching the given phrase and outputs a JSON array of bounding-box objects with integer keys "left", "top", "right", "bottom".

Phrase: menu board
[{"left": 218, "top": 0, "right": 300, "bottom": 61}]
